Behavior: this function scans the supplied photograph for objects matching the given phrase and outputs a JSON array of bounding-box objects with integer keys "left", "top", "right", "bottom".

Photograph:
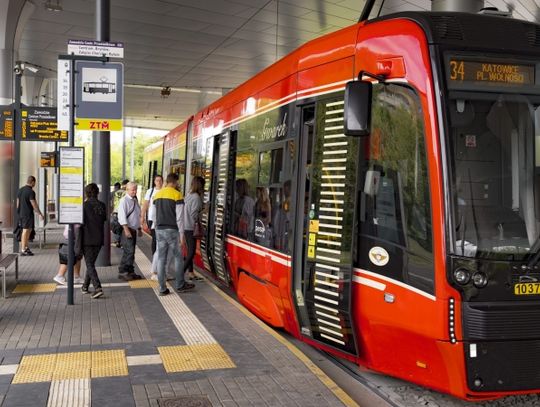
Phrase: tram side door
[
  {"left": 202, "top": 131, "right": 233, "bottom": 284},
  {"left": 293, "top": 97, "right": 359, "bottom": 356}
]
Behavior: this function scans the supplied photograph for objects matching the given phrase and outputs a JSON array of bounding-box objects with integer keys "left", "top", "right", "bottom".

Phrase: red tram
[{"left": 143, "top": 3, "right": 540, "bottom": 400}]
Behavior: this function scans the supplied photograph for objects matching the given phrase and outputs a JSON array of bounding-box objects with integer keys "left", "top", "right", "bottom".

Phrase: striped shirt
[{"left": 153, "top": 186, "right": 184, "bottom": 234}]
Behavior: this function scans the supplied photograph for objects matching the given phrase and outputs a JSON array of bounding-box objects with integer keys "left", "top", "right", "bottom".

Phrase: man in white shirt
[{"left": 117, "top": 182, "right": 142, "bottom": 280}]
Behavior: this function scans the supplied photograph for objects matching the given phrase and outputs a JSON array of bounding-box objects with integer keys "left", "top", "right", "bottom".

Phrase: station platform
[{"left": 0, "top": 232, "right": 359, "bottom": 407}]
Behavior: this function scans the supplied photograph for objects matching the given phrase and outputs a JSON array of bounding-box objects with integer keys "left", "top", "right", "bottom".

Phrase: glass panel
[
  {"left": 232, "top": 151, "right": 257, "bottom": 241},
  {"left": 360, "top": 84, "right": 433, "bottom": 291},
  {"left": 259, "top": 151, "right": 271, "bottom": 185},
  {"left": 448, "top": 93, "right": 540, "bottom": 260}
]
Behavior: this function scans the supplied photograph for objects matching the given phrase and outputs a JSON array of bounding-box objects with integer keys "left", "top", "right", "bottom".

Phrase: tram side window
[
  {"left": 361, "top": 84, "right": 433, "bottom": 290},
  {"left": 232, "top": 151, "right": 257, "bottom": 241},
  {"left": 231, "top": 145, "right": 292, "bottom": 254},
  {"left": 255, "top": 148, "right": 285, "bottom": 249}
]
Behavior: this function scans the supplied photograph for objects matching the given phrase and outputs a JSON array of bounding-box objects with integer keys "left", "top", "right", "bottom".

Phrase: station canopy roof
[{"left": 18, "top": 0, "right": 533, "bottom": 130}]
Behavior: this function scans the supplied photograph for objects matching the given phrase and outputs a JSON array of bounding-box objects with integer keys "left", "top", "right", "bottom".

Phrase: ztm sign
[{"left": 76, "top": 119, "right": 122, "bottom": 131}]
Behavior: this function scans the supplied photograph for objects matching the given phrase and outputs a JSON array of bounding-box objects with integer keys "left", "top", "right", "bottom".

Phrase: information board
[
  {"left": 0, "top": 107, "right": 13, "bottom": 139},
  {"left": 40, "top": 152, "right": 57, "bottom": 168},
  {"left": 68, "top": 39, "right": 124, "bottom": 58},
  {"left": 21, "top": 108, "right": 68, "bottom": 141},
  {"left": 58, "top": 147, "right": 84, "bottom": 224}
]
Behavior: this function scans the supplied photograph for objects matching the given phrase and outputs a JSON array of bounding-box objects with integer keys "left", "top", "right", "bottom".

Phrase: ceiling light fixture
[
  {"left": 44, "top": 0, "right": 63, "bottom": 12},
  {"left": 160, "top": 86, "right": 171, "bottom": 98}
]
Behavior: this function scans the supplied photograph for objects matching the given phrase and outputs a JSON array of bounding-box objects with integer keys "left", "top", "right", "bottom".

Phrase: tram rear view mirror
[{"left": 344, "top": 80, "right": 372, "bottom": 137}]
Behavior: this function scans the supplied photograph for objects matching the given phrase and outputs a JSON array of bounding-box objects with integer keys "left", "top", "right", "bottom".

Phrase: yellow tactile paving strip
[
  {"left": 92, "top": 350, "right": 128, "bottom": 378},
  {"left": 12, "top": 283, "right": 57, "bottom": 293},
  {"left": 128, "top": 279, "right": 158, "bottom": 289},
  {"left": 12, "top": 350, "right": 128, "bottom": 384},
  {"left": 11, "top": 354, "right": 57, "bottom": 383},
  {"left": 158, "top": 343, "right": 235, "bottom": 373},
  {"left": 52, "top": 352, "right": 91, "bottom": 381}
]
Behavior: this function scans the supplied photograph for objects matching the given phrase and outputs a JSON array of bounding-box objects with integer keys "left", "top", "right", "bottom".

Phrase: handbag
[
  {"left": 193, "top": 221, "right": 204, "bottom": 239},
  {"left": 13, "top": 221, "right": 22, "bottom": 242}
]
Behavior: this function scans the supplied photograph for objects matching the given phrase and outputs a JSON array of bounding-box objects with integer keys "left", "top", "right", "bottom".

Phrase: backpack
[
  {"left": 110, "top": 213, "right": 123, "bottom": 235},
  {"left": 111, "top": 200, "right": 136, "bottom": 235}
]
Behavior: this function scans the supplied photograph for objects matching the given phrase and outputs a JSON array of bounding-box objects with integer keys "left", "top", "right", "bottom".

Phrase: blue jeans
[{"left": 155, "top": 229, "right": 185, "bottom": 292}]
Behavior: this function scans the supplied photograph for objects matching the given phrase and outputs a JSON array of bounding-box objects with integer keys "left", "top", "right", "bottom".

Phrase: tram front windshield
[{"left": 448, "top": 92, "right": 540, "bottom": 260}]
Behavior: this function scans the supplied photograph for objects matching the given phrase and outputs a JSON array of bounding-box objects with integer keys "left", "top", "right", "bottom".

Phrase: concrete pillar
[
  {"left": 0, "top": 0, "right": 26, "bottom": 228},
  {"left": 431, "top": 0, "right": 484, "bottom": 13}
]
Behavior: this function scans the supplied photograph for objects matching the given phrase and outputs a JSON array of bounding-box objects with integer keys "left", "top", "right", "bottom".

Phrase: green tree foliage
[{"left": 76, "top": 131, "right": 162, "bottom": 186}]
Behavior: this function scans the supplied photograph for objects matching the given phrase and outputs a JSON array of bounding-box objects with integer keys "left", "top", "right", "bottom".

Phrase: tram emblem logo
[
  {"left": 254, "top": 218, "right": 266, "bottom": 239},
  {"left": 369, "top": 246, "right": 389, "bottom": 267}
]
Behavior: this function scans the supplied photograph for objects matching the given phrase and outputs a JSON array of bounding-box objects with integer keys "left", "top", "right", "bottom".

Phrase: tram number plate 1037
[{"left": 514, "top": 283, "right": 540, "bottom": 295}]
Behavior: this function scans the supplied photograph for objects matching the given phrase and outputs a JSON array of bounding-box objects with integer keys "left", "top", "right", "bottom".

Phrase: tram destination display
[
  {"left": 448, "top": 57, "right": 535, "bottom": 88},
  {"left": 21, "top": 107, "right": 68, "bottom": 142}
]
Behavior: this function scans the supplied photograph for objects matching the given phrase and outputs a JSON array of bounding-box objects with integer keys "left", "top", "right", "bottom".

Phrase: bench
[
  {"left": 0, "top": 228, "right": 19, "bottom": 298},
  {"left": 35, "top": 223, "right": 65, "bottom": 249},
  {"left": 0, "top": 254, "right": 18, "bottom": 298}
]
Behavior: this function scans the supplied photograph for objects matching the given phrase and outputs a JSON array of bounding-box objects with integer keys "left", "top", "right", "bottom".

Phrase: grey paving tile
[
  {"left": 131, "top": 289, "right": 185, "bottom": 346},
  {"left": 157, "top": 382, "right": 175, "bottom": 398},
  {"left": 2, "top": 382, "right": 50, "bottom": 407},
  {"left": 132, "top": 384, "right": 148, "bottom": 401},
  {"left": 170, "top": 381, "right": 187, "bottom": 396},
  {"left": 92, "top": 377, "right": 135, "bottom": 407},
  {"left": 129, "top": 364, "right": 169, "bottom": 386},
  {"left": 144, "top": 383, "right": 161, "bottom": 399},
  {"left": 124, "top": 342, "right": 158, "bottom": 356}
]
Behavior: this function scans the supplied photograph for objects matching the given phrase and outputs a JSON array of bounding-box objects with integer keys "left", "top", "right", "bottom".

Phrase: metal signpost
[{"left": 56, "top": 36, "right": 123, "bottom": 304}]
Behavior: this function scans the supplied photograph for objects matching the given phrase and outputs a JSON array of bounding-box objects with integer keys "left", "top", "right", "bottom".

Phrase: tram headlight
[
  {"left": 454, "top": 268, "right": 471, "bottom": 285},
  {"left": 472, "top": 271, "right": 488, "bottom": 288}
]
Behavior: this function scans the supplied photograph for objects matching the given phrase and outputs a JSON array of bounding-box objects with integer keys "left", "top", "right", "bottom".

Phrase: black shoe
[
  {"left": 91, "top": 289, "right": 103, "bottom": 299},
  {"left": 177, "top": 283, "right": 195, "bottom": 293},
  {"left": 81, "top": 286, "right": 90, "bottom": 294},
  {"left": 22, "top": 248, "right": 34, "bottom": 256},
  {"left": 118, "top": 272, "right": 134, "bottom": 281},
  {"left": 158, "top": 289, "right": 170, "bottom": 296}
]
